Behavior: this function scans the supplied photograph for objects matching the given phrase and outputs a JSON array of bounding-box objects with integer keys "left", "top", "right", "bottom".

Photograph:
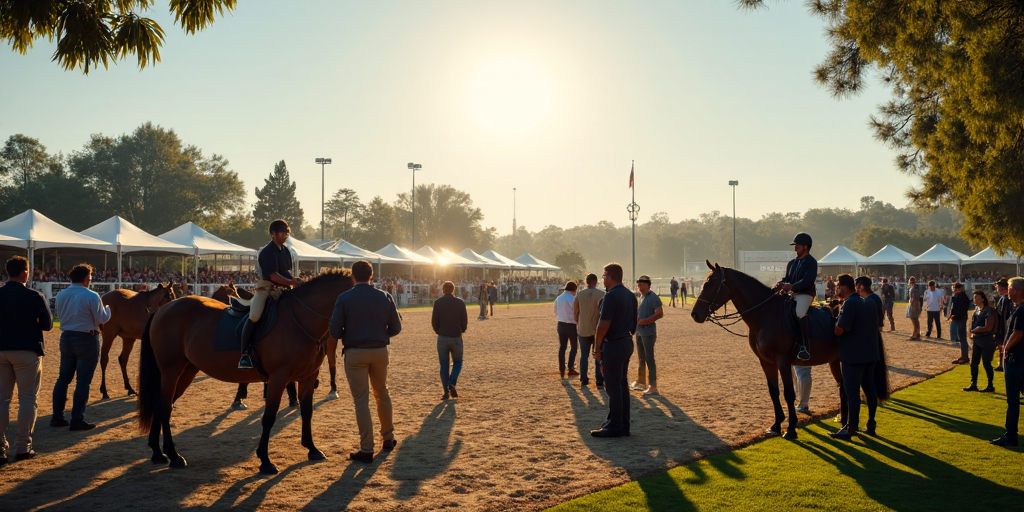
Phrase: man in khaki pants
[{"left": 330, "top": 260, "right": 402, "bottom": 463}]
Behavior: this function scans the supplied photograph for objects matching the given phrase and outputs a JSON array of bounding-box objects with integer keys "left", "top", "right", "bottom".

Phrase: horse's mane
[
  {"left": 302, "top": 267, "right": 352, "bottom": 286},
  {"left": 723, "top": 267, "right": 774, "bottom": 294}
]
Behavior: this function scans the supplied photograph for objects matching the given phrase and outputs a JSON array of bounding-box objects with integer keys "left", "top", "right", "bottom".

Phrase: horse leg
[
  {"left": 120, "top": 338, "right": 137, "bottom": 396},
  {"left": 256, "top": 376, "right": 287, "bottom": 475},
  {"left": 829, "top": 359, "right": 848, "bottom": 427},
  {"left": 160, "top": 372, "right": 188, "bottom": 468},
  {"left": 759, "top": 359, "right": 784, "bottom": 435},
  {"left": 173, "top": 364, "right": 199, "bottom": 403},
  {"left": 778, "top": 360, "right": 799, "bottom": 440},
  {"left": 149, "top": 416, "right": 166, "bottom": 464},
  {"left": 286, "top": 382, "right": 298, "bottom": 407},
  {"left": 232, "top": 384, "right": 249, "bottom": 410},
  {"left": 99, "top": 332, "right": 113, "bottom": 399},
  {"left": 298, "top": 375, "right": 325, "bottom": 461}
]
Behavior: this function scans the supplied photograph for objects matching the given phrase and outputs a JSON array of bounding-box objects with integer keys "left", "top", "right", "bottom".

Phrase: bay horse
[
  {"left": 98, "top": 283, "right": 177, "bottom": 399},
  {"left": 690, "top": 261, "right": 890, "bottom": 439},
  {"left": 137, "top": 269, "right": 353, "bottom": 474}
]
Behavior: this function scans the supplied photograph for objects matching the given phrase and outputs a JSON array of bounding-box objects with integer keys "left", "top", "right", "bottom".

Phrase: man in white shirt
[
  {"left": 555, "top": 281, "right": 579, "bottom": 379},
  {"left": 924, "top": 280, "right": 946, "bottom": 340}
]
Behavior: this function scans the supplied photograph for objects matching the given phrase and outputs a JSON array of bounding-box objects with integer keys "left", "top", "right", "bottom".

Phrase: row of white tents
[
  {"left": 0, "top": 210, "right": 560, "bottom": 287},
  {"left": 818, "top": 243, "right": 1021, "bottom": 276}
]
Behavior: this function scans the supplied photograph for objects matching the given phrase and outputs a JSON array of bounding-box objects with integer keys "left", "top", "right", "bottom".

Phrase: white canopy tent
[
  {"left": 376, "top": 243, "right": 433, "bottom": 265},
  {"left": 81, "top": 216, "right": 194, "bottom": 287},
  {"left": 458, "top": 248, "right": 507, "bottom": 269},
  {"left": 818, "top": 246, "right": 868, "bottom": 275},
  {"left": 0, "top": 233, "right": 26, "bottom": 249},
  {"left": 482, "top": 249, "right": 529, "bottom": 270},
  {"left": 325, "top": 239, "right": 401, "bottom": 263},
  {"left": 909, "top": 243, "right": 969, "bottom": 280},
  {"left": 159, "top": 222, "right": 257, "bottom": 291},
  {"left": 963, "top": 247, "right": 1021, "bottom": 275},
  {"left": 0, "top": 210, "right": 115, "bottom": 283},
  {"left": 414, "top": 245, "right": 479, "bottom": 267},
  {"left": 866, "top": 244, "right": 916, "bottom": 265},
  {"left": 284, "top": 237, "right": 342, "bottom": 273},
  {"left": 515, "top": 252, "right": 561, "bottom": 271}
]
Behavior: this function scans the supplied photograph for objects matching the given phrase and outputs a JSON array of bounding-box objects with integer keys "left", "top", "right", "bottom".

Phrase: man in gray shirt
[{"left": 632, "top": 275, "right": 664, "bottom": 395}]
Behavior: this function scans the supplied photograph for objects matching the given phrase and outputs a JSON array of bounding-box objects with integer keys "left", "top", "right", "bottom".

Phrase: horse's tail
[
  {"left": 875, "top": 332, "right": 892, "bottom": 402},
  {"left": 137, "top": 313, "right": 161, "bottom": 433}
]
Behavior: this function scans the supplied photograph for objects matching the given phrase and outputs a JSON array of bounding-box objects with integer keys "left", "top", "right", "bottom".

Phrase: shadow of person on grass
[
  {"left": 562, "top": 381, "right": 739, "bottom": 511},
  {"left": 884, "top": 397, "right": 1008, "bottom": 441},
  {"left": 799, "top": 426, "right": 1024, "bottom": 509}
]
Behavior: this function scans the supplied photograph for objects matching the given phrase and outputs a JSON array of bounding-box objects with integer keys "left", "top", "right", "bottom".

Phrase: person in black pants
[
  {"left": 948, "top": 283, "right": 971, "bottom": 364},
  {"left": 992, "top": 277, "right": 1024, "bottom": 447},
  {"left": 831, "top": 274, "right": 881, "bottom": 440},
  {"left": 880, "top": 278, "right": 896, "bottom": 331},
  {"left": 591, "top": 263, "right": 638, "bottom": 438},
  {"left": 964, "top": 291, "right": 997, "bottom": 392}
]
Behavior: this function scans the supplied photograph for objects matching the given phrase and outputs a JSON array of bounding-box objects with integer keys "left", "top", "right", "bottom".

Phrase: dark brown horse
[
  {"left": 98, "top": 283, "right": 177, "bottom": 399},
  {"left": 690, "top": 261, "right": 890, "bottom": 439},
  {"left": 137, "top": 269, "right": 353, "bottom": 474}
]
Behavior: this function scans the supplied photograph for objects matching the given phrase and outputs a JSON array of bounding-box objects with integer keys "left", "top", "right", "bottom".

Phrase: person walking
[
  {"left": 487, "top": 281, "right": 498, "bottom": 316},
  {"left": 995, "top": 278, "right": 1012, "bottom": 372},
  {"left": 329, "top": 260, "right": 402, "bottom": 463},
  {"left": 240, "top": 219, "right": 303, "bottom": 370},
  {"left": 632, "top": 275, "right": 664, "bottom": 395},
  {"left": 431, "top": 281, "right": 467, "bottom": 401},
  {"left": 669, "top": 277, "right": 679, "bottom": 308},
  {"left": 591, "top": 263, "right": 638, "bottom": 438},
  {"left": 948, "top": 283, "right": 971, "bottom": 364},
  {"left": 831, "top": 274, "right": 881, "bottom": 440},
  {"left": 477, "top": 283, "right": 488, "bottom": 320},
  {"left": 991, "top": 277, "right": 1024, "bottom": 447},
  {"left": 574, "top": 273, "right": 604, "bottom": 389},
  {"left": 924, "top": 280, "right": 946, "bottom": 339},
  {"left": 964, "top": 291, "right": 997, "bottom": 393},
  {"left": 52, "top": 263, "right": 110, "bottom": 432},
  {"left": 555, "top": 281, "right": 579, "bottom": 378},
  {"left": 679, "top": 280, "right": 688, "bottom": 305},
  {"left": 880, "top": 278, "right": 896, "bottom": 331},
  {"left": 0, "top": 256, "right": 53, "bottom": 464},
  {"left": 908, "top": 277, "right": 923, "bottom": 340}
]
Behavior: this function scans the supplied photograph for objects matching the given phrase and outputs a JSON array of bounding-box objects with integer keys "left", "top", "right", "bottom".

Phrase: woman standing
[{"left": 965, "top": 291, "right": 998, "bottom": 392}]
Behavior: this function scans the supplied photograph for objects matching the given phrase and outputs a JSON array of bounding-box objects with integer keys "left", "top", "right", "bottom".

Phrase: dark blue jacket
[
  {"left": 949, "top": 291, "right": 970, "bottom": 321},
  {"left": 329, "top": 283, "right": 402, "bottom": 349},
  {"left": 836, "top": 295, "right": 880, "bottom": 364},
  {"left": 784, "top": 255, "right": 818, "bottom": 295},
  {"left": 0, "top": 281, "right": 53, "bottom": 355},
  {"left": 865, "top": 293, "right": 884, "bottom": 328},
  {"left": 258, "top": 240, "right": 293, "bottom": 281}
]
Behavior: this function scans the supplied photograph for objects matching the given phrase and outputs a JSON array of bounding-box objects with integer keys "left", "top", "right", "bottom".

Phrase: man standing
[
  {"left": 669, "top": 277, "right": 679, "bottom": 308},
  {"left": 240, "top": 220, "right": 303, "bottom": 370},
  {"left": 591, "top": 263, "right": 638, "bottom": 438},
  {"left": 948, "top": 283, "right": 971, "bottom": 364},
  {"left": 908, "top": 277, "right": 923, "bottom": 340},
  {"left": 680, "top": 280, "right": 688, "bottom": 305},
  {"left": 555, "top": 281, "right": 579, "bottom": 378},
  {"left": 831, "top": 274, "right": 881, "bottom": 440},
  {"left": 991, "top": 277, "right": 1024, "bottom": 447},
  {"left": 330, "top": 260, "right": 402, "bottom": 463},
  {"left": 633, "top": 275, "right": 664, "bottom": 395},
  {"left": 777, "top": 232, "right": 818, "bottom": 361},
  {"left": 880, "top": 278, "right": 896, "bottom": 331},
  {"left": 856, "top": 276, "right": 885, "bottom": 334},
  {"left": 477, "top": 283, "right": 488, "bottom": 320},
  {"left": 431, "top": 281, "right": 467, "bottom": 401},
  {"left": 924, "top": 280, "right": 946, "bottom": 339},
  {"left": 995, "top": 278, "right": 1012, "bottom": 372},
  {"left": 487, "top": 281, "right": 498, "bottom": 317},
  {"left": 574, "top": 273, "right": 604, "bottom": 388},
  {"left": 0, "top": 256, "right": 53, "bottom": 463},
  {"left": 52, "top": 263, "right": 110, "bottom": 431}
]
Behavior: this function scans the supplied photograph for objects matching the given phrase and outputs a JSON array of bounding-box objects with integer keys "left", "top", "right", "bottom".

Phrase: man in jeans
[
  {"left": 880, "top": 278, "right": 896, "bottom": 331},
  {"left": 330, "top": 260, "right": 402, "bottom": 463},
  {"left": 948, "top": 282, "right": 971, "bottom": 364},
  {"left": 632, "top": 275, "right": 664, "bottom": 395},
  {"left": 924, "top": 280, "right": 946, "bottom": 339},
  {"left": 554, "top": 281, "right": 579, "bottom": 378},
  {"left": 432, "top": 281, "right": 467, "bottom": 401},
  {"left": 574, "top": 273, "right": 605, "bottom": 388},
  {"left": 991, "top": 276, "right": 1024, "bottom": 447},
  {"left": 591, "top": 263, "right": 638, "bottom": 438},
  {"left": 0, "top": 256, "right": 53, "bottom": 463},
  {"left": 52, "top": 263, "right": 110, "bottom": 432}
]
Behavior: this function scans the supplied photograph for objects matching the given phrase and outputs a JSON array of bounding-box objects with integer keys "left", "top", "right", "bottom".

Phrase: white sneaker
[
  {"left": 630, "top": 381, "right": 646, "bottom": 391},
  {"left": 642, "top": 386, "right": 659, "bottom": 396}
]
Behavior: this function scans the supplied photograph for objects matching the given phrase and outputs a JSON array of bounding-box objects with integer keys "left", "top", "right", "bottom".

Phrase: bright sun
[{"left": 469, "top": 57, "right": 553, "bottom": 134}]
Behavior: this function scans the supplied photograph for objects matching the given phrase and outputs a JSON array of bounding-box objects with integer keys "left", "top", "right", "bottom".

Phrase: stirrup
[
  {"left": 238, "top": 354, "right": 254, "bottom": 370},
  {"left": 796, "top": 347, "right": 811, "bottom": 361}
]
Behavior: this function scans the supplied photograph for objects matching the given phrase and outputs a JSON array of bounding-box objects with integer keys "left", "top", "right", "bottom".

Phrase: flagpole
[{"left": 627, "top": 160, "right": 639, "bottom": 288}]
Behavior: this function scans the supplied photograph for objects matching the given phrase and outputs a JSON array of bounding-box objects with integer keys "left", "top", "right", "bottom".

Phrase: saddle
[
  {"left": 781, "top": 297, "right": 837, "bottom": 346},
  {"left": 213, "top": 296, "right": 279, "bottom": 353}
]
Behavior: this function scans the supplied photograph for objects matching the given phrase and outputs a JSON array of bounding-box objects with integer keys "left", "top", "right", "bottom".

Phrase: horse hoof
[
  {"left": 259, "top": 462, "right": 279, "bottom": 475},
  {"left": 169, "top": 456, "right": 188, "bottom": 469},
  {"left": 289, "top": 400, "right": 300, "bottom": 408},
  {"left": 152, "top": 454, "right": 168, "bottom": 464},
  {"left": 783, "top": 431, "right": 798, "bottom": 440},
  {"left": 765, "top": 427, "right": 781, "bottom": 436},
  {"left": 326, "top": 391, "right": 339, "bottom": 401},
  {"left": 231, "top": 400, "right": 248, "bottom": 410},
  {"left": 127, "top": 390, "right": 137, "bottom": 397},
  {"left": 308, "top": 449, "right": 326, "bottom": 461},
  {"left": 101, "top": 393, "right": 110, "bottom": 400}
]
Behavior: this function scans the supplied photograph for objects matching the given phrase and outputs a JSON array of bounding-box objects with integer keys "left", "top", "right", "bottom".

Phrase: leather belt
[{"left": 70, "top": 330, "right": 98, "bottom": 336}]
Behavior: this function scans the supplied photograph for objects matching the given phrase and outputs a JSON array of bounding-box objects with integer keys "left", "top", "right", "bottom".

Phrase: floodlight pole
[
  {"left": 316, "top": 157, "right": 332, "bottom": 241},
  {"left": 729, "top": 180, "right": 739, "bottom": 269},
  {"left": 512, "top": 187, "right": 517, "bottom": 254},
  {"left": 627, "top": 161, "right": 640, "bottom": 287},
  {"left": 408, "top": 163, "right": 422, "bottom": 245}
]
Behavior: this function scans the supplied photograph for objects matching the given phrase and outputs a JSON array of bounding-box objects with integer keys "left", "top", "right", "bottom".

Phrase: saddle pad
[
  {"left": 212, "top": 297, "right": 280, "bottom": 352},
  {"left": 783, "top": 300, "right": 836, "bottom": 342}
]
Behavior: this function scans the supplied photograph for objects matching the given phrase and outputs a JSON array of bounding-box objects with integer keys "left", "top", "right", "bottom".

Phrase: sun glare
[{"left": 469, "top": 57, "right": 553, "bottom": 134}]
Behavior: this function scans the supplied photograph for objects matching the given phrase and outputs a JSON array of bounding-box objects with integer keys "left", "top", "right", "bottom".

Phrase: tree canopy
[
  {"left": 1, "top": 0, "right": 236, "bottom": 73},
  {"left": 253, "top": 160, "right": 305, "bottom": 239},
  {"left": 741, "top": 0, "right": 1024, "bottom": 255},
  {"left": 394, "top": 184, "right": 492, "bottom": 250}
]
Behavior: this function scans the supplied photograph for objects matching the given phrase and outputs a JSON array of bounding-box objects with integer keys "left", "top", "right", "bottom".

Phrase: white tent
[
  {"left": 81, "top": 216, "right": 193, "bottom": 254},
  {"left": 458, "top": 248, "right": 507, "bottom": 269},
  {"left": 963, "top": 247, "right": 1019, "bottom": 265},
  {"left": 415, "top": 245, "right": 478, "bottom": 267},
  {"left": 325, "top": 239, "right": 406, "bottom": 264},
  {"left": 866, "top": 244, "right": 916, "bottom": 265},
  {"left": 0, "top": 233, "right": 25, "bottom": 249},
  {"left": 285, "top": 237, "right": 342, "bottom": 263},
  {"left": 908, "top": 244, "right": 969, "bottom": 265},
  {"left": 515, "top": 252, "right": 561, "bottom": 271},
  {"left": 376, "top": 243, "right": 433, "bottom": 265},
  {"left": 158, "top": 222, "right": 256, "bottom": 256},
  {"left": 818, "top": 246, "right": 868, "bottom": 266},
  {"left": 482, "top": 249, "right": 529, "bottom": 270},
  {"left": 0, "top": 209, "right": 114, "bottom": 252}
]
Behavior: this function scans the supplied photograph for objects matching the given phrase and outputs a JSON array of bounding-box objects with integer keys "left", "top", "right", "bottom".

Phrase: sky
[{"left": 0, "top": 1, "right": 915, "bottom": 237}]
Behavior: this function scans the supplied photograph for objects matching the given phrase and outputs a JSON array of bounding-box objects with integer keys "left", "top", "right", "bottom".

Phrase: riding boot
[
  {"left": 796, "top": 316, "right": 811, "bottom": 361},
  {"left": 238, "top": 320, "right": 256, "bottom": 370}
]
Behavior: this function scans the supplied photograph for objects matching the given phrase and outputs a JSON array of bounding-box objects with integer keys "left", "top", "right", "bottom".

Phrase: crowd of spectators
[{"left": 30, "top": 266, "right": 261, "bottom": 285}]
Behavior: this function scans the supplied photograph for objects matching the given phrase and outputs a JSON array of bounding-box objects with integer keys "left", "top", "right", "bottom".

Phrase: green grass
[{"left": 550, "top": 367, "right": 1024, "bottom": 511}]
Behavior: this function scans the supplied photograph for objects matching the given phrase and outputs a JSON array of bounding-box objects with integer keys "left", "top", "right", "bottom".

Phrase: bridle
[
  {"left": 696, "top": 267, "right": 781, "bottom": 337},
  {"left": 288, "top": 292, "right": 332, "bottom": 347}
]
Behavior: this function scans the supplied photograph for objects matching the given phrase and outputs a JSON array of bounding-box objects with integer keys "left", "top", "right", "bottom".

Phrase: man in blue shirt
[
  {"left": 948, "top": 283, "right": 971, "bottom": 365},
  {"left": 240, "top": 219, "right": 303, "bottom": 370},
  {"left": 777, "top": 232, "right": 818, "bottom": 361},
  {"left": 52, "top": 264, "right": 111, "bottom": 432},
  {"left": 991, "top": 277, "right": 1024, "bottom": 447},
  {"left": 831, "top": 274, "right": 880, "bottom": 440},
  {"left": 591, "top": 263, "right": 638, "bottom": 438}
]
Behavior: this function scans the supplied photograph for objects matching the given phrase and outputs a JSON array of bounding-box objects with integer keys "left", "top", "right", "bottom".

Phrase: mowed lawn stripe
[{"left": 550, "top": 366, "right": 1024, "bottom": 511}]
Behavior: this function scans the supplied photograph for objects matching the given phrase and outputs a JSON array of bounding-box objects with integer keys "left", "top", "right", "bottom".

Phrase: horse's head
[
  {"left": 145, "top": 282, "right": 176, "bottom": 314},
  {"left": 691, "top": 260, "right": 733, "bottom": 323}
]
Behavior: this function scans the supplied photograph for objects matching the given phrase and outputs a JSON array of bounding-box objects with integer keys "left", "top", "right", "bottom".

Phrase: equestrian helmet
[{"left": 790, "top": 232, "right": 813, "bottom": 247}]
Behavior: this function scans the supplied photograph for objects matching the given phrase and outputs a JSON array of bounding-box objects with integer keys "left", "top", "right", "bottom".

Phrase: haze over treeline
[{"left": 1, "top": 125, "right": 970, "bottom": 278}]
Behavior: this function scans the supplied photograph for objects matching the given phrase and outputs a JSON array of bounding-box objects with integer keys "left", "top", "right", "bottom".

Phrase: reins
[
  {"left": 287, "top": 293, "right": 332, "bottom": 346},
  {"left": 697, "top": 268, "right": 781, "bottom": 337}
]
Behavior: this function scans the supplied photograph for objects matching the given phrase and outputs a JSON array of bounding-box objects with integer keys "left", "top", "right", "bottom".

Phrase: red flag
[{"left": 628, "top": 161, "right": 634, "bottom": 188}]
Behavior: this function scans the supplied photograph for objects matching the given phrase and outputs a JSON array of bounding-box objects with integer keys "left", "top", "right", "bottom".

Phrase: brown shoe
[
  {"left": 567, "top": 369, "right": 580, "bottom": 377},
  {"left": 349, "top": 450, "right": 373, "bottom": 463}
]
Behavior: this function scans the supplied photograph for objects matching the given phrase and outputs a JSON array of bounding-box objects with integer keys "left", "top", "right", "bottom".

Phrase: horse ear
[
  {"left": 706, "top": 259, "right": 714, "bottom": 270},
  {"left": 715, "top": 262, "right": 721, "bottom": 271}
]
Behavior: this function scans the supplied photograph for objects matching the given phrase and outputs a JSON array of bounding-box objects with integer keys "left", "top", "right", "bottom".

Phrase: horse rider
[
  {"left": 239, "top": 219, "right": 303, "bottom": 370},
  {"left": 777, "top": 232, "right": 818, "bottom": 361}
]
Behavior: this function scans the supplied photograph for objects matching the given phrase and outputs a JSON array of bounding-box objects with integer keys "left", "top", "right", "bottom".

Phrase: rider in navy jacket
[{"left": 778, "top": 232, "right": 818, "bottom": 361}]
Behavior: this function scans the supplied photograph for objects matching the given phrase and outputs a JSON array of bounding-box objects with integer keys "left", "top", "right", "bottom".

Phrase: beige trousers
[
  {"left": 0, "top": 350, "right": 42, "bottom": 454},
  {"left": 794, "top": 294, "right": 814, "bottom": 318},
  {"left": 344, "top": 347, "right": 394, "bottom": 452},
  {"left": 249, "top": 280, "right": 284, "bottom": 322}
]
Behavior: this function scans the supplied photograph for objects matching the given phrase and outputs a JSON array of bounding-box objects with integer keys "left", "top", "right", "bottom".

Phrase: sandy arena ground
[{"left": 0, "top": 301, "right": 961, "bottom": 511}]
